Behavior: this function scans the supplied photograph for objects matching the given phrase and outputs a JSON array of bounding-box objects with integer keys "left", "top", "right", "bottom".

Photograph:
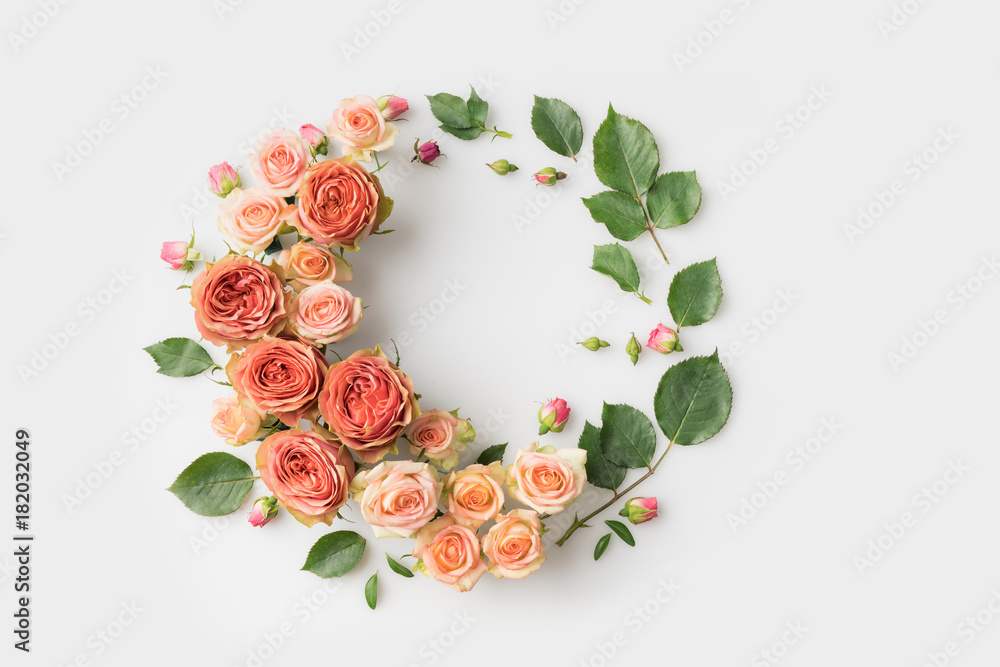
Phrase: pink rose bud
[
  {"left": 412, "top": 139, "right": 443, "bottom": 166},
  {"left": 538, "top": 398, "right": 570, "bottom": 435},
  {"left": 160, "top": 238, "right": 203, "bottom": 271},
  {"left": 533, "top": 167, "right": 567, "bottom": 186},
  {"left": 647, "top": 324, "right": 682, "bottom": 354},
  {"left": 377, "top": 95, "right": 408, "bottom": 120},
  {"left": 248, "top": 496, "right": 278, "bottom": 527},
  {"left": 300, "top": 123, "right": 329, "bottom": 157},
  {"left": 620, "top": 497, "right": 658, "bottom": 525},
  {"left": 208, "top": 162, "right": 240, "bottom": 198}
]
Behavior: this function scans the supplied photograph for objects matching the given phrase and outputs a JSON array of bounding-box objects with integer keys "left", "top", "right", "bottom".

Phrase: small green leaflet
[
  {"left": 386, "top": 554, "right": 414, "bottom": 578},
  {"left": 167, "top": 452, "right": 255, "bottom": 516},
  {"left": 668, "top": 259, "right": 723, "bottom": 328},
  {"left": 578, "top": 421, "right": 626, "bottom": 491},
  {"left": 653, "top": 351, "right": 733, "bottom": 446},
  {"left": 605, "top": 520, "right": 635, "bottom": 547},
  {"left": 591, "top": 244, "right": 650, "bottom": 304},
  {"left": 592, "top": 104, "right": 659, "bottom": 198},
  {"left": 144, "top": 337, "right": 216, "bottom": 377},
  {"left": 531, "top": 96, "right": 583, "bottom": 160},
  {"left": 426, "top": 86, "right": 510, "bottom": 141},
  {"left": 582, "top": 191, "right": 647, "bottom": 241},
  {"left": 365, "top": 572, "right": 378, "bottom": 610},
  {"left": 594, "top": 534, "right": 611, "bottom": 560},
  {"left": 599, "top": 403, "right": 657, "bottom": 470},
  {"left": 476, "top": 443, "right": 507, "bottom": 466},
  {"left": 301, "top": 531, "right": 367, "bottom": 578},
  {"left": 646, "top": 171, "right": 702, "bottom": 229}
]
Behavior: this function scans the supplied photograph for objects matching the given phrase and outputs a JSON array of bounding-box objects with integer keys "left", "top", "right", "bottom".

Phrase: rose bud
[
  {"left": 300, "top": 123, "right": 329, "bottom": 157},
  {"left": 377, "top": 95, "right": 409, "bottom": 120},
  {"left": 208, "top": 162, "right": 240, "bottom": 198},
  {"left": 619, "top": 497, "right": 658, "bottom": 525},
  {"left": 647, "top": 324, "right": 682, "bottom": 354},
  {"left": 578, "top": 337, "right": 609, "bottom": 352},
  {"left": 248, "top": 496, "right": 278, "bottom": 527},
  {"left": 538, "top": 398, "right": 570, "bottom": 435},
  {"left": 626, "top": 332, "right": 641, "bottom": 366},
  {"left": 160, "top": 235, "right": 203, "bottom": 271},
  {"left": 486, "top": 159, "right": 518, "bottom": 175},
  {"left": 412, "top": 139, "right": 443, "bottom": 166},
  {"left": 533, "top": 167, "right": 567, "bottom": 186}
]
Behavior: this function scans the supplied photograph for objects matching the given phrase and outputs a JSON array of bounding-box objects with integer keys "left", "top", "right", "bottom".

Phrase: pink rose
[
  {"left": 412, "top": 514, "right": 487, "bottom": 592},
  {"left": 256, "top": 427, "right": 355, "bottom": 527},
  {"left": 208, "top": 162, "right": 240, "bottom": 198},
  {"left": 299, "top": 123, "right": 329, "bottom": 157},
  {"left": 275, "top": 241, "right": 353, "bottom": 289},
  {"left": 406, "top": 409, "right": 476, "bottom": 470},
  {"left": 228, "top": 337, "right": 328, "bottom": 427},
  {"left": 647, "top": 324, "right": 681, "bottom": 354},
  {"left": 350, "top": 460, "right": 441, "bottom": 538},
  {"left": 217, "top": 187, "right": 296, "bottom": 253},
  {"left": 482, "top": 509, "right": 545, "bottom": 580},
  {"left": 507, "top": 443, "right": 587, "bottom": 515},
  {"left": 294, "top": 157, "right": 391, "bottom": 250},
  {"left": 326, "top": 94, "right": 400, "bottom": 162},
  {"left": 538, "top": 397, "right": 570, "bottom": 435},
  {"left": 620, "top": 497, "right": 658, "bottom": 525},
  {"left": 377, "top": 95, "right": 408, "bottom": 120},
  {"left": 161, "top": 241, "right": 190, "bottom": 270},
  {"left": 248, "top": 495, "right": 278, "bottom": 527},
  {"left": 442, "top": 462, "right": 506, "bottom": 529},
  {"left": 210, "top": 391, "right": 263, "bottom": 446},
  {"left": 318, "top": 346, "right": 418, "bottom": 463},
  {"left": 247, "top": 128, "right": 310, "bottom": 197},
  {"left": 190, "top": 255, "right": 290, "bottom": 350},
  {"left": 288, "top": 281, "right": 362, "bottom": 346}
]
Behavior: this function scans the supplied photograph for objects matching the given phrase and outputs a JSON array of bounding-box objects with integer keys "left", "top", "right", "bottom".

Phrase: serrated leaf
[
  {"left": 594, "top": 533, "right": 611, "bottom": 560},
  {"left": 605, "top": 519, "right": 635, "bottom": 547},
  {"left": 583, "top": 191, "right": 647, "bottom": 241},
  {"left": 365, "top": 572, "right": 378, "bottom": 610},
  {"left": 531, "top": 95, "right": 583, "bottom": 159},
  {"left": 668, "top": 259, "right": 723, "bottom": 328},
  {"left": 167, "top": 452, "right": 254, "bottom": 516},
  {"left": 476, "top": 443, "right": 507, "bottom": 466},
  {"left": 386, "top": 554, "right": 414, "bottom": 578},
  {"left": 600, "top": 403, "right": 657, "bottom": 469},
  {"left": 579, "top": 421, "right": 625, "bottom": 491},
  {"left": 647, "top": 171, "right": 702, "bottom": 229},
  {"left": 591, "top": 244, "right": 650, "bottom": 304},
  {"left": 144, "top": 337, "right": 216, "bottom": 377},
  {"left": 439, "top": 125, "right": 485, "bottom": 141},
  {"left": 302, "top": 531, "right": 367, "bottom": 578},
  {"left": 426, "top": 93, "right": 476, "bottom": 129},
  {"left": 467, "top": 86, "right": 488, "bottom": 125},
  {"left": 653, "top": 351, "right": 733, "bottom": 446},
  {"left": 592, "top": 104, "right": 659, "bottom": 198}
]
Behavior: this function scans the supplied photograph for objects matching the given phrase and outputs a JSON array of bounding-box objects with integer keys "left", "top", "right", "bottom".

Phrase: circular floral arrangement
[{"left": 149, "top": 90, "right": 733, "bottom": 607}]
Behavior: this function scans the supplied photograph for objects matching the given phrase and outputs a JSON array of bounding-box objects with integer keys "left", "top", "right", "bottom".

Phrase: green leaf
[
  {"left": 582, "top": 191, "right": 647, "bottom": 241},
  {"left": 668, "top": 259, "right": 723, "bottom": 328},
  {"left": 144, "top": 337, "right": 216, "bottom": 377},
  {"left": 647, "top": 171, "right": 702, "bottom": 229},
  {"left": 439, "top": 125, "right": 485, "bottom": 141},
  {"left": 591, "top": 244, "right": 650, "bottom": 304},
  {"left": 302, "top": 531, "right": 367, "bottom": 578},
  {"left": 476, "top": 443, "right": 507, "bottom": 466},
  {"left": 592, "top": 104, "right": 659, "bottom": 198},
  {"left": 600, "top": 403, "right": 657, "bottom": 470},
  {"left": 531, "top": 95, "right": 583, "bottom": 159},
  {"left": 365, "top": 572, "right": 378, "bottom": 610},
  {"left": 426, "top": 93, "right": 476, "bottom": 129},
  {"left": 167, "top": 452, "right": 254, "bottom": 516},
  {"left": 605, "top": 520, "right": 636, "bottom": 547},
  {"left": 467, "top": 86, "right": 488, "bottom": 125},
  {"left": 653, "top": 351, "right": 733, "bottom": 446},
  {"left": 263, "top": 235, "right": 283, "bottom": 256},
  {"left": 579, "top": 421, "right": 625, "bottom": 491},
  {"left": 386, "top": 554, "right": 414, "bottom": 578},
  {"left": 594, "top": 534, "right": 611, "bottom": 560}
]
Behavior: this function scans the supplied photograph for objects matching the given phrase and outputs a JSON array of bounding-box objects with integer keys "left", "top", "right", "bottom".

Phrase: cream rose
[
  {"left": 209, "top": 391, "right": 263, "bottom": 446},
  {"left": 442, "top": 462, "right": 505, "bottom": 529},
  {"left": 482, "top": 509, "right": 545, "bottom": 580},
  {"left": 217, "top": 187, "right": 295, "bottom": 253},
  {"left": 326, "top": 95, "right": 399, "bottom": 162},
  {"left": 287, "top": 281, "right": 362, "bottom": 346},
  {"left": 412, "top": 514, "right": 487, "bottom": 592},
  {"left": 406, "top": 409, "right": 476, "bottom": 470},
  {"left": 350, "top": 460, "right": 441, "bottom": 538},
  {"left": 506, "top": 442, "right": 587, "bottom": 515},
  {"left": 247, "top": 128, "right": 309, "bottom": 196}
]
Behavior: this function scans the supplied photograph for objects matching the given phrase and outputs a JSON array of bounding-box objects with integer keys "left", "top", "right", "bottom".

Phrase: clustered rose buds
[
  {"left": 620, "top": 497, "right": 658, "bottom": 525},
  {"left": 647, "top": 324, "right": 682, "bottom": 354},
  {"left": 538, "top": 398, "right": 571, "bottom": 435},
  {"left": 533, "top": 167, "right": 567, "bottom": 186},
  {"left": 487, "top": 159, "right": 518, "bottom": 175},
  {"left": 578, "top": 337, "right": 610, "bottom": 351},
  {"left": 412, "top": 139, "right": 442, "bottom": 166}
]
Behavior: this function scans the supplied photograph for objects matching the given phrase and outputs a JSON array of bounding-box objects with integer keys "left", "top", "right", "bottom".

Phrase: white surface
[{"left": 4, "top": 0, "right": 1000, "bottom": 665}]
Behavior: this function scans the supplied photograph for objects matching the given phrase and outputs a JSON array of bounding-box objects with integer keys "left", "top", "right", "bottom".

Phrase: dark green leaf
[
  {"left": 144, "top": 337, "right": 216, "bottom": 377},
  {"left": 302, "top": 531, "right": 367, "bottom": 578},
  {"left": 386, "top": 554, "right": 414, "bottom": 578},
  {"left": 476, "top": 443, "right": 507, "bottom": 466},
  {"left": 531, "top": 95, "right": 583, "bottom": 159},
  {"left": 579, "top": 421, "right": 625, "bottom": 491},
  {"left": 647, "top": 171, "right": 702, "bottom": 229},
  {"left": 365, "top": 572, "right": 378, "bottom": 610},
  {"left": 605, "top": 520, "right": 635, "bottom": 546},
  {"left": 600, "top": 403, "right": 657, "bottom": 469},
  {"left": 440, "top": 125, "right": 485, "bottom": 141},
  {"left": 167, "top": 452, "right": 254, "bottom": 516},
  {"left": 654, "top": 351, "right": 733, "bottom": 446},
  {"left": 263, "top": 235, "right": 283, "bottom": 256},
  {"left": 426, "top": 93, "right": 476, "bottom": 129},
  {"left": 592, "top": 104, "right": 659, "bottom": 197},
  {"left": 582, "top": 191, "right": 647, "bottom": 241},
  {"left": 594, "top": 534, "right": 612, "bottom": 560},
  {"left": 591, "top": 244, "right": 650, "bottom": 303},
  {"left": 668, "top": 259, "right": 723, "bottom": 328},
  {"left": 467, "top": 86, "right": 488, "bottom": 125}
]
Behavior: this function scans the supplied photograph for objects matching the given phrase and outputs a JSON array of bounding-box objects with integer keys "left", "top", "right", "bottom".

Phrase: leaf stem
[{"left": 637, "top": 197, "right": 669, "bottom": 265}]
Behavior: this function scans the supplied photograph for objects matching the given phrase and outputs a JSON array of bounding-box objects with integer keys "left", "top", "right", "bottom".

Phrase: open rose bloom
[
  {"left": 443, "top": 462, "right": 506, "bottom": 529},
  {"left": 406, "top": 409, "right": 476, "bottom": 470},
  {"left": 482, "top": 509, "right": 545, "bottom": 580},
  {"left": 507, "top": 442, "right": 587, "bottom": 515},
  {"left": 210, "top": 391, "right": 263, "bottom": 446},
  {"left": 412, "top": 514, "right": 487, "bottom": 592},
  {"left": 275, "top": 242, "right": 353, "bottom": 289},
  {"left": 217, "top": 187, "right": 297, "bottom": 253},
  {"left": 287, "top": 281, "right": 362, "bottom": 347},
  {"left": 293, "top": 157, "right": 392, "bottom": 250},
  {"left": 326, "top": 94, "right": 400, "bottom": 162},
  {"left": 228, "top": 337, "right": 328, "bottom": 427},
  {"left": 247, "top": 128, "right": 310, "bottom": 196},
  {"left": 350, "top": 461, "right": 441, "bottom": 538}
]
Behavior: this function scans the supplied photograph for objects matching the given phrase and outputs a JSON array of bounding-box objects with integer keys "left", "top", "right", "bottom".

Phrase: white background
[{"left": 3, "top": 0, "right": 1000, "bottom": 665}]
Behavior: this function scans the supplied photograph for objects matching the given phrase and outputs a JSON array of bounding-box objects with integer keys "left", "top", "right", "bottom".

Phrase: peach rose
[
  {"left": 326, "top": 95, "right": 400, "bottom": 162},
  {"left": 406, "top": 410, "right": 476, "bottom": 470},
  {"left": 247, "top": 128, "right": 310, "bottom": 196},
  {"left": 482, "top": 509, "right": 545, "bottom": 580},
  {"left": 506, "top": 442, "right": 587, "bottom": 515},
  {"left": 294, "top": 157, "right": 392, "bottom": 250},
  {"left": 217, "top": 187, "right": 296, "bottom": 253},
  {"left": 442, "top": 462, "right": 505, "bottom": 529},
  {"left": 210, "top": 391, "right": 263, "bottom": 446},
  {"left": 256, "top": 427, "right": 355, "bottom": 527},
  {"left": 288, "top": 281, "right": 362, "bottom": 347},
  {"left": 349, "top": 460, "right": 441, "bottom": 538},
  {"left": 228, "top": 337, "right": 328, "bottom": 427},
  {"left": 275, "top": 242, "right": 353, "bottom": 289},
  {"left": 190, "top": 254, "right": 290, "bottom": 350},
  {"left": 318, "top": 346, "right": 418, "bottom": 463},
  {"left": 412, "top": 514, "right": 487, "bottom": 592}
]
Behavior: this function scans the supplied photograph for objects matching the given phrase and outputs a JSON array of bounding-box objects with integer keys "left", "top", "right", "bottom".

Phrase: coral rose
[
  {"left": 326, "top": 94, "right": 400, "bottom": 162},
  {"left": 412, "top": 514, "right": 487, "bottom": 592},
  {"left": 406, "top": 409, "right": 476, "bottom": 470},
  {"left": 482, "top": 509, "right": 545, "bottom": 580},
  {"left": 506, "top": 442, "right": 587, "bottom": 515},
  {"left": 228, "top": 337, "right": 327, "bottom": 427},
  {"left": 294, "top": 157, "right": 392, "bottom": 250},
  {"left": 287, "top": 281, "right": 362, "bottom": 347},
  {"left": 247, "top": 128, "right": 309, "bottom": 196},
  {"left": 442, "top": 462, "right": 505, "bottom": 529},
  {"left": 349, "top": 460, "right": 441, "bottom": 538}
]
